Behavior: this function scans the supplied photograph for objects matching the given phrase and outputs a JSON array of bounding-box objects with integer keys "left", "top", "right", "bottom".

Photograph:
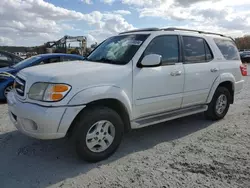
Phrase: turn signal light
[
  {"left": 52, "top": 84, "right": 69, "bottom": 92},
  {"left": 51, "top": 93, "right": 64, "bottom": 101}
]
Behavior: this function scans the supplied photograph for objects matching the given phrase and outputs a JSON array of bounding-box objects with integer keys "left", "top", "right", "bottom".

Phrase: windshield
[
  {"left": 12, "top": 56, "right": 41, "bottom": 69},
  {"left": 86, "top": 34, "right": 149, "bottom": 65}
]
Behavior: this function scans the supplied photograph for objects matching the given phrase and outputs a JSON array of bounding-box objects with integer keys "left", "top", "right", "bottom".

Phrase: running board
[{"left": 131, "top": 105, "right": 208, "bottom": 129}]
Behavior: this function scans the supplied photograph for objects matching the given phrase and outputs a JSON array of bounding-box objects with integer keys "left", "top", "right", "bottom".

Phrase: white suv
[{"left": 7, "top": 28, "right": 245, "bottom": 162}]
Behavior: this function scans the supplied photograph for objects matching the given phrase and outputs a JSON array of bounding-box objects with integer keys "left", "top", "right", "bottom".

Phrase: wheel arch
[
  {"left": 65, "top": 86, "right": 132, "bottom": 136},
  {"left": 67, "top": 98, "right": 132, "bottom": 137},
  {"left": 217, "top": 81, "right": 234, "bottom": 104},
  {"left": 206, "top": 74, "right": 235, "bottom": 104}
]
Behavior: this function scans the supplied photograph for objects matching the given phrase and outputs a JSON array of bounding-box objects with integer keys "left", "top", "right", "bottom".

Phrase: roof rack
[
  {"left": 119, "top": 28, "right": 160, "bottom": 34},
  {"left": 162, "top": 27, "right": 226, "bottom": 37},
  {"left": 119, "top": 27, "right": 234, "bottom": 41}
]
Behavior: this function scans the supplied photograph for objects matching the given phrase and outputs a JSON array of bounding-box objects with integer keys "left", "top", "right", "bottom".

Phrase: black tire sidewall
[
  {"left": 74, "top": 107, "right": 124, "bottom": 162},
  {"left": 3, "top": 83, "right": 13, "bottom": 100},
  {"left": 210, "top": 87, "right": 231, "bottom": 119}
]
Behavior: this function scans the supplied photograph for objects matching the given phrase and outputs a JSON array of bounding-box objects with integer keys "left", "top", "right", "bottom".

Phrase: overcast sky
[{"left": 0, "top": 0, "right": 250, "bottom": 46}]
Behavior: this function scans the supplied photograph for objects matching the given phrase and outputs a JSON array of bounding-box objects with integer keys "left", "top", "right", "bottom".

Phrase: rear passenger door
[{"left": 181, "top": 36, "right": 219, "bottom": 107}]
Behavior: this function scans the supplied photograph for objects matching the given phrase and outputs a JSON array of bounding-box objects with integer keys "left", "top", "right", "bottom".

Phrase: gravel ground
[{"left": 0, "top": 68, "right": 250, "bottom": 188}]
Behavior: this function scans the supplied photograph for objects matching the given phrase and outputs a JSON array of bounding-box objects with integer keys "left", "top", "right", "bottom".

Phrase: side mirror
[{"left": 140, "top": 54, "right": 162, "bottom": 67}]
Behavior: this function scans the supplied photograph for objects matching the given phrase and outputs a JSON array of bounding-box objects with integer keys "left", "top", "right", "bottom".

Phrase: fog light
[{"left": 19, "top": 118, "right": 38, "bottom": 131}]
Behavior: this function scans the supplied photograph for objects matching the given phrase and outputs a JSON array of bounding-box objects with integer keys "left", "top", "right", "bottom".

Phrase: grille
[{"left": 14, "top": 76, "right": 26, "bottom": 96}]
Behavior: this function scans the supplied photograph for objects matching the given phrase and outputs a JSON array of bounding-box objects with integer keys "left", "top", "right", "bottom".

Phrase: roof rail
[
  {"left": 119, "top": 28, "right": 160, "bottom": 34},
  {"left": 163, "top": 27, "right": 235, "bottom": 41},
  {"left": 119, "top": 27, "right": 235, "bottom": 41},
  {"left": 163, "top": 27, "right": 228, "bottom": 38}
]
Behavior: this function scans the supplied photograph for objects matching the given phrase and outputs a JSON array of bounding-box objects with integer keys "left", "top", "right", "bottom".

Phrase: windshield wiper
[
  {"left": 84, "top": 57, "right": 97, "bottom": 62},
  {"left": 95, "top": 58, "right": 125, "bottom": 65}
]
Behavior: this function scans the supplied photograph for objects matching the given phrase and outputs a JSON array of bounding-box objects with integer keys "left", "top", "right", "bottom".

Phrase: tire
[
  {"left": 205, "top": 87, "right": 231, "bottom": 120},
  {"left": 3, "top": 84, "right": 14, "bottom": 101},
  {"left": 72, "top": 106, "right": 124, "bottom": 162}
]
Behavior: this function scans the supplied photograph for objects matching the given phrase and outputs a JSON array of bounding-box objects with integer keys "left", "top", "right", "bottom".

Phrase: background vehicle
[
  {"left": 0, "top": 53, "right": 85, "bottom": 100},
  {"left": 239, "top": 50, "right": 250, "bottom": 63},
  {"left": 0, "top": 50, "right": 23, "bottom": 68},
  {"left": 7, "top": 28, "right": 245, "bottom": 162}
]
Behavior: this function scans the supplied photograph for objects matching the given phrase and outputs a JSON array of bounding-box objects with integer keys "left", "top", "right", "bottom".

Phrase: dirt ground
[{"left": 0, "top": 68, "right": 249, "bottom": 188}]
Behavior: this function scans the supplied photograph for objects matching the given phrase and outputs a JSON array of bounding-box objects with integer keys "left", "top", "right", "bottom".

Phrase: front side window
[
  {"left": 183, "top": 36, "right": 213, "bottom": 63},
  {"left": 142, "top": 35, "right": 179, "bottom": 64},
  {"left": 86, "top": 34, "right": 149, "bottom": 65},
  {"left": 214, "top": 38, "right": 240, "bottom": 60}
]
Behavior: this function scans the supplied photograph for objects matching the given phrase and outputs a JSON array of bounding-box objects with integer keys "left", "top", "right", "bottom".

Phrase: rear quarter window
[{"left": 214, "top": 38, "right": 240, "bottom": 60}]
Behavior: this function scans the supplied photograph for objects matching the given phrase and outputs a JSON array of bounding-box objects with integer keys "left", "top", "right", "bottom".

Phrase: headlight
[{"left": 28, "top": 82, "right": 71, "bottom": 102}]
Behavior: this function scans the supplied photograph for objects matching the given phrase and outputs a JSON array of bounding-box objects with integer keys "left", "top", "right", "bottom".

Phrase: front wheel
[
  {"left": 73, "top": 106, "right": 124, "bottom": 162},
  {"left": 3, "top": 84, "right": 14, "bottom": 100},
  {"left": 205, "top": 87, "right": 231, "bottom": 120}
]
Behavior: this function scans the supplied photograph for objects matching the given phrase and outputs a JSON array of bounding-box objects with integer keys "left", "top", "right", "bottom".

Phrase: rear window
[{"left": 214, "top": 38, "right": 240, "bottom": 60}]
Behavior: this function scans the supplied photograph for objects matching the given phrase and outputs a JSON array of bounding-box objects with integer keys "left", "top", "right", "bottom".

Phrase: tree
[{"left": 235, "top": 35, "right": 250, "bottom": 50}]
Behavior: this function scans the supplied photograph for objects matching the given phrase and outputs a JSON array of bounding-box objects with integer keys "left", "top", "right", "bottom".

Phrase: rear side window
[
  {"left": 183, "top": 36, "right": 213, "bottom": 63},
  {"left": 143, "top": 35, "right": 179, "bottom": 64},
  {"left": 214, "top": 38, "right": 240, "bottom": 60}
]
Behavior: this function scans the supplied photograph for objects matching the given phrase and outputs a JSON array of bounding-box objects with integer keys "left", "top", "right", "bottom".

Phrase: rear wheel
[
  {"left": 73, "top": 106, "right": 124, "bottom": 162},
  {"left": 205, "top": 87, "right": 231, "bottom": 120}
]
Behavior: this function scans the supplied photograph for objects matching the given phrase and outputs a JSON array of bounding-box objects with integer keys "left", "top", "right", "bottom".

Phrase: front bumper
[{"left": 7, "top": 92, "right": 85, "bottom": 140}]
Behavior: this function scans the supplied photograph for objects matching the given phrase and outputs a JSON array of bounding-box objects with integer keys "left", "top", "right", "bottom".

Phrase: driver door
[{"left": 133, "top": 35, "right": 185, "bottom": 119}]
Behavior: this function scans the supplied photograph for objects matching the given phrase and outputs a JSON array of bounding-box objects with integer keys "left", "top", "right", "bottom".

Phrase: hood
[
  {"left": 18, "top": 60, "right": 131, "bottom": 90},
  {"left": 0, "top": 66, "right": 16, "bottom": 74}
]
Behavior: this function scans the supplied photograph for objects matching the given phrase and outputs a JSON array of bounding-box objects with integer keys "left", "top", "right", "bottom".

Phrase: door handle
[
  {"left": 210, "top": 68, "right": 219, "bottom": 72},
  {"left": 170, "top": 71, "right": 182, "bottom": 76},
  {"left": 175, "top": 71, "right": 182, "bottom": 76}
]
